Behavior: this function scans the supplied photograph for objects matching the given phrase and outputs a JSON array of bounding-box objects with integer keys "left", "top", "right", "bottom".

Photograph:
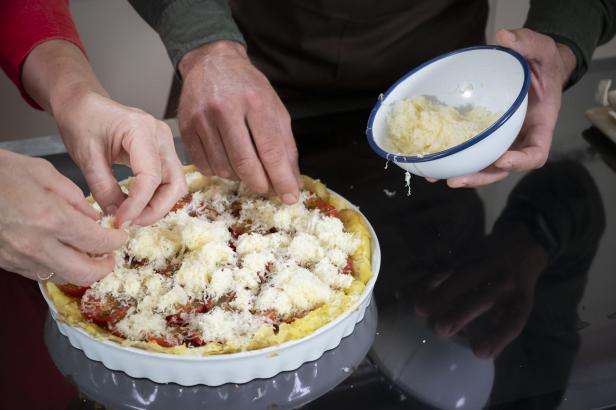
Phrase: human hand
[
  {"left": 177, "top": 41, "right": 302, "bottom": 204},
  {"left": 22, "top": 39, "right": 187, "bottom": 228},
  {"left": 55, "top": 91, "right": 187, "bottom": 228},
  {"left": 0, "top": 150, "right": 127, "bottom": 285},
  {"left": 414, "top": 224, "right": 548, "bottom": 358},
  {"left": 446, "top": 28, "right": 577, "bottom": 188}
]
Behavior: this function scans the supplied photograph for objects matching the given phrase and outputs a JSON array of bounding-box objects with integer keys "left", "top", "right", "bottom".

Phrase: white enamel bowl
[
  {"left": 367, "top": 45, "right": 530, "bottom": 179},
  {"left": 40, "top": 190, "right": 381, "bottom": 386}
]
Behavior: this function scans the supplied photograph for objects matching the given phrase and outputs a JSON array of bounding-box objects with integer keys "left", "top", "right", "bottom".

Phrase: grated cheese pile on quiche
[{"left": 46, "top": 166, "right": 372, "bottom": 355}]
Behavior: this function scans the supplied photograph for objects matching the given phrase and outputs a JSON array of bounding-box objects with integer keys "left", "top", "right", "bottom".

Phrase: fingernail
[
  {"left": 502, "top": 29, "right": 517, "bottom": 42},
  {"left": 500, "top": 161, "right": 512, "bottom": 170},
  {"left": 120, "top": 220, "right": 132, "bottom": 229},
  {"left": 426, "top": 177, "right": 438, "bottom": 183},
  {"left": 282, "top": 193, "right": 297, "bottom": 204}
]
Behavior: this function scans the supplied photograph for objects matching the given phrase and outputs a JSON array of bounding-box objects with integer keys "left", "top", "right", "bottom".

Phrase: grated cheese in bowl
[{"left": 385, "top": 96, "right": 501, "bottom": 156}]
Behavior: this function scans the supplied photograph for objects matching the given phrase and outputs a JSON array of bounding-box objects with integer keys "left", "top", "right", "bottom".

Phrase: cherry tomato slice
[
  {"left": 184, "top": 330, "right": 205, "bottom": 347},
  {"left": 305, "top": 197, "right": 338, "bottom": 218},
  {"left": 147, "top": 336, "right": 176, "bottom": 347},
  {"left": 171, "top": 193, "right": 193, "bottom": 212},
  {"left": 57, "top": 283, "right": 89, "bottom": 298},
  {"left": 80, "top": 294, "right": 130, "bottom": 329}
]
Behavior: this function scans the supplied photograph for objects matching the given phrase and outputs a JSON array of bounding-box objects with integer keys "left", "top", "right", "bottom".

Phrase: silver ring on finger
[{"left": 36, "top": 272, "right": 55, "bottom": 281}]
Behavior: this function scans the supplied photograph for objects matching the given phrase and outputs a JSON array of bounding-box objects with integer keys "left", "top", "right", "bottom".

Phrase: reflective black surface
[{"left": 10, "top": 58, "right": 616, "bottom": 409}]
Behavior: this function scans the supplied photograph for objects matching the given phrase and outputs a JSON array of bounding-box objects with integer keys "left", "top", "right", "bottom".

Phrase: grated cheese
[
  {"left": 85, "top": 172, "right": 361, "bottom": 348},
  {"left": 385, "top": 96, "right": 500, "bottom": 156}
]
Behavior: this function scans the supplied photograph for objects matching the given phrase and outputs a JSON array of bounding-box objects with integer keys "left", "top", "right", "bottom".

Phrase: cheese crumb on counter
[{"left": 385, "top": 95, "right": 500, "bottom": 156}]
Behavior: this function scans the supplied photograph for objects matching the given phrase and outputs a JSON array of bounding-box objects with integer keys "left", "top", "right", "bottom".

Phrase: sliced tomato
[
  {"left": 282, "top": 310, "right": 309, "bottom": 323},
  {"left": 230, "top": 223, "right": 250, "bottom": 239},
  {"left": 156, "top": 263, "right": 180, "bottom": 277},
  {"left": 165, "top": 312, "right": 185, "bottom": 326},
  {"left": 165, "top": 300, "right": 211, "bottom": 325},
  {"left": 124, "top": 254, "right": 148, "bottom": 269},
  {"left": 147, "top": 336, "right": 175, "bottom": 347},
  {"left": 305, "top": 197, "right": 338, "bottom": 218},
  {"left": 258, "top": 263, "right": 273, "bottom": 284},
  {"left": 189, "top": 206, "right": 219, "bottom": 220},
  {"left": 80, "top": 294, "right": 130, "bottom": 329},
  {"left": 57, "top": 283, "right": 89, "bottom": 298},
  {"left": 217, "top": 291, "right": 236, "bottom": 305},
  {"left": 171, "top": 193, "right": 193, "bottom": 212},
  {"left": 342, "top": 257, "right": 354, "bottom": 275},
  {"left": 229, "top": 201, "right": 242, "bottom": 218},
  {"left": 265, "top": 310, "right": 277, "bottom": 322},
  {"left": 184, "top": 330, "right": 205, "bottom": 347}
]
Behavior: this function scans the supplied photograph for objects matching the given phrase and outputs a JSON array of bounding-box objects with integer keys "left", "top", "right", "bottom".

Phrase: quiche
[{"left": 45, "top": 166, "right": 372, "bottom": 355}]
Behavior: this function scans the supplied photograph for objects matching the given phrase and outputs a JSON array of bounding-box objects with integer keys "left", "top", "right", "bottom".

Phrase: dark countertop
[{"left": 2, "top": 57, "right": 615, "bottom": 410}]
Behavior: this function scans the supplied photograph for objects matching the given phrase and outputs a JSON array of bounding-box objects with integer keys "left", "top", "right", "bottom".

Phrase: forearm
[
  {"left": 22, "top": 39, "right": 107, "bottom": 116},
  {"left": 526, "top": 0, "right": 616, "bottom": 86},
  {"left": 128, "top": 0, "right": 246, "bottom": 69},
  {"left": 0, "top": 0, "right": 87, "bottom": 109}
]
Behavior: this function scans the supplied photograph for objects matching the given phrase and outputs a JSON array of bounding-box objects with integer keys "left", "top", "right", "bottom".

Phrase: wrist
[
  {"left": 178, "top": 40, "right": 248, "bottom": 78},
  {"left": 556, "top": 43, "right": 577, "bottom": 87},
  {"left": 50, "top": 83, "right": 108, "bottom": 131},
  {"left": 23, "top": 40, "right": 107, "bottom": 113}
]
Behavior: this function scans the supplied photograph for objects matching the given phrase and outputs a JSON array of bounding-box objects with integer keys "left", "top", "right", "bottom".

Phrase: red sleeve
[{"left": 0, "top": 0, "right": 87, "bottom": 110}]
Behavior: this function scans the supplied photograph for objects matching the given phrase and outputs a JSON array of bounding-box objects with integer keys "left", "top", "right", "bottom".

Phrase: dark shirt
[{"left": 129, "top": 0, "right": 616, "bottom": 106}]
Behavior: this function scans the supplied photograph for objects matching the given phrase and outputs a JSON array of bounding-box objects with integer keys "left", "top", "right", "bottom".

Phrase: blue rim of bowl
[{"left": 365, "top": 45, "right": 530, "bottom": 163}]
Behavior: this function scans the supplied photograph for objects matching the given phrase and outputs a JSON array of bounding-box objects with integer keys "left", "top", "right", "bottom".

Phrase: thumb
[
  {"left": 81, "top": 150, "right": 126, "bottom": 216},
  {"left": 495, "top": 28, "right": 548, "bottom": 62}
]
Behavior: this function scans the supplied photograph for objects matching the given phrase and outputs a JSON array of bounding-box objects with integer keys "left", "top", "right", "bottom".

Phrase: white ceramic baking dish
[{"left": 40, "top": 189, "right": 381, "bottom": 386}]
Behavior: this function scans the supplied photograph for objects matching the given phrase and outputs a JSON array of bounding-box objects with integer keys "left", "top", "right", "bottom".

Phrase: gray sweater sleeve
[
  {"left": 525, "top": 0, "right": 616, "bottom": 86},
  {"left": 128, "top": 0, "right": 246, "bottom": 69}
]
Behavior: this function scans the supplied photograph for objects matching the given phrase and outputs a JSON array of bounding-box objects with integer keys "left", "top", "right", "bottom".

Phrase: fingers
[
  {"left": 81, "top": 148, "right": 126, "bottom": 215},
  {"left": 44, "top": 189, "right": 127, "bottom": 254},
  {"left": 493, "top": 143, "right": 549, "bottom": 172},
  {"left": 432, "top": 288, "right": 498, "bottom": 337},
  {"left": 472, "top": 305, "right": 529, "bottom": 359},
  {"left": 182, "top": 132, "right": 213, "bottom": 175},
  {"left": 447, "top": 165, "right": 509, "bottom": 188},
  {"left": 495, "top": 28, "right": 554, "bottom": 62},
  {"left": 194, "top": 115, "right": 238, "bottom": 181},
  {"left": 42, "top": 239, "right": 116, "bottom": 286},
  {"left": 247, "top": 107, "right": 300, "bottom": 204},
  {"left": 42, "top": 163, "right": 100, "bottom": 220},
  {"left": 133, "top": 126, "right": 188, "bottom": 226},
  {"left": 134, "top": 154, "right": 188, "bottom": 226},
  {"left": 114, "top": 128, "right": 163, "bottom": 227},
  {"left": 278, "top": 112, "right": 303, "bottom": 189},
  {"left": 213, "top": 110, "right": 270, "bottom": 194}
]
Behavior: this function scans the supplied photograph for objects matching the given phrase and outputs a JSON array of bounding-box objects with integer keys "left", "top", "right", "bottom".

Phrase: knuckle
[
  {"left": 212, "top": 163, "right": 233, "bottom": 179},
  {"left": 245, "top": 90, "right": 264, "bottom": 110},
  {"left": 41, "top": 211, "right": 65, "bottom": 231},
  {"left": 73, "top": 264, "right": 105, "bottom": 286},
  {"left": 205, "top": 97, "right": 228, "bottom": 115},
  {"left": 142, "top": 171, "right": 162, "bottom": 187},
  {"left": 259, "top": 143, "right": 283, "bottom": 164},
  {"left": 11, "top": 235, "right": 40, "bottom": 257},
  {"left": 232, "top": 155, "right": 258, "bottom": 176},
  {"left": 31, "top": 157, "right": 54, "bottom": 173}
]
